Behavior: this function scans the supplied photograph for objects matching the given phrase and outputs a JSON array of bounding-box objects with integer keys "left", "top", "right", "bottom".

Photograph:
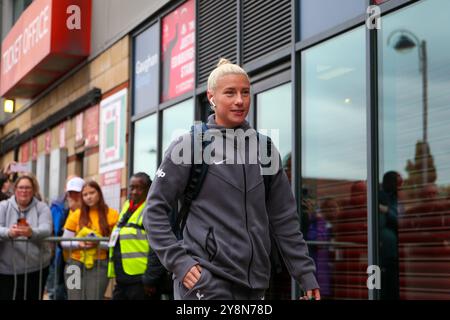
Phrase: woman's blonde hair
[{"left": 207, "top": 58, "right": 250, "bottom": 92}]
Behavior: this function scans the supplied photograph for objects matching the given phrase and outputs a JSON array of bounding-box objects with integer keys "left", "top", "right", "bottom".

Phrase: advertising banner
[
  {"left": 84, "top": 104, "right": 99, "bottom": 147},
  {"left": 134, "top": 24, "right": 159, "bottom": 114},
  {"left": 161, "top": 0, "right": 195, "bottom": 102},
  {"left": 99, "top": 89, "right": 127, "bottom": 174},
  {"left": 100, "top": 169, "right": 122, "bottom": 212}
]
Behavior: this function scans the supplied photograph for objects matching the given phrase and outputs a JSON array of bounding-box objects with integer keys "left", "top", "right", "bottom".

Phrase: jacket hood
[{"left": 9, "top": 196, "right": 39, "bottom": 213}]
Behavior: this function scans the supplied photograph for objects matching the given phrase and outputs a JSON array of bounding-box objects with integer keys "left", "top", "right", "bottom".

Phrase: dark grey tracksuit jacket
[{"left": 143, "top": 115, "right": 318, "bottom": 299}]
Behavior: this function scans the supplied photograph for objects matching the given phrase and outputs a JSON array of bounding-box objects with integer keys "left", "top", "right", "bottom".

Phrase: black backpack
[{"left": 172, "top": 123, "right": 283, "bottom": 274}]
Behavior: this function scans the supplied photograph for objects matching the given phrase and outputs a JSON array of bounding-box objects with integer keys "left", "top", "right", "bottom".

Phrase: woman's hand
[
  {"left": 8, "top": 225, "right": 21, "bottom": 238},
  {"left": 79, "top": 241, "right": 97, "bottom": 249},
  {"left": 17, "top": 225, "right": 33, "bottom": 238},
  {"left": 183, "top": 264, "right": 202, "bottom": 290},
  {"left": 8, "top": 225, "right": 32, "bottom": 238}
]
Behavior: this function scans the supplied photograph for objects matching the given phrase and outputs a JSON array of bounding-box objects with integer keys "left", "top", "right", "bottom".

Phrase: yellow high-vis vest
[{"left": 108, "top": 200, "right": 149, "bottom": 278}]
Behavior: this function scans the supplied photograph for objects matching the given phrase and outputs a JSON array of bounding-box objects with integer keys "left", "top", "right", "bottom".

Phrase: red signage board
[
  {"left": 32, "top": 138, "right": 38, "bottom": 161},
  {"left": 45, "top": 131, "right": 51, "bottom": 154},
  {"left": 100, "top": 169, "right": 122, "bottom": 186},
  {"left": 59, "top": 122, "right": 66, "bottom": 148},
  {"left": 21, "top": 142, "right": 30, "bottom": 163},
  {"left": 161, "top": 0, "right": 195, "bottom": 102},
  {"left": 84, "top": 104, "right": 99, "bottom": 147},
  {"left": 1, "top": 0, "right": 91, "bottom": 98},
  {"left": 75, "top": 112, "right": 84, "bottom": 143}
]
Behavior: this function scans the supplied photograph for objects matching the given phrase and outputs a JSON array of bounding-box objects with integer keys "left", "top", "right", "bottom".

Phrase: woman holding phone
[
  {"left": 61, "top": 180, "right": 118, "bottom": 300},
  {"left": 0, "top": 174, "right": 52, "bottom": 300}
]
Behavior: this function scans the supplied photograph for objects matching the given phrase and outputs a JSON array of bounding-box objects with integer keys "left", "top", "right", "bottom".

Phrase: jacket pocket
[{"left": 204, "top": 227, "right": 217, "bottom": 262}]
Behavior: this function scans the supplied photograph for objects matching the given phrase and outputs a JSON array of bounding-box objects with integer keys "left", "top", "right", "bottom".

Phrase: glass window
[
  {"left": 133, "top": 114, "right": 158, "bottom": 178},
  {"left": 379, "top": 0, "right": 450, "bottom": 300},
  {"left": 133, "top": 24, "right": 159, "bottom": 115},
  {"left": 13, "top": 0, "right": 33, "bottom": 23},
  {"left": 162, "top": 99, "right": 194, "bottom": 155},
  {"left": 256, "top": 83, "right": 292, "bottom": 163},
  {"left": 299, "top": 0, "right": 366, "bottom": 40},
  {"left": 256, "top": 82, "right": 292, "bottom": 300},
  {"left": 302, "top": 27, "right": 367, "bottom": 299}
]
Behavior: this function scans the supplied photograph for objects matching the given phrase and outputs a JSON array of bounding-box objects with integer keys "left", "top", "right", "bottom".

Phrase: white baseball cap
[{"left": 66, "top": 177, "right": 85, "bottom": 192}]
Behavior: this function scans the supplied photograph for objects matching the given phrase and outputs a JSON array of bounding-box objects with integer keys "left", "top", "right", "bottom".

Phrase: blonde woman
[{"left": 143, "top": 59, "right": 320, "bottom": 300}]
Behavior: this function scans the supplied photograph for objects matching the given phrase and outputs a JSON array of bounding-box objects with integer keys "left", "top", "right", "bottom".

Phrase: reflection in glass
[
  {"left": 302, "top": 27, "right": 366, "bottom": 299},
  {"left": 256, "top": 82, "right": 292, "bottom": 162},
  {"left": 379, "top": 0, "right": 450, "bottom": 300},
  {"left": 13, "top": 0, "right": 33, "bottom": 23},
  {"left": 299, "top": 0, "right": 366, "bottom": 40},
  {"left": 162, "top": 99, "right": 194, "bottom": 155},
  {"left": 256, "top": 82, "right": 292, "bottom": 300},
  {"left": 379, "top": 171, "right": 402, "bottom": 300},
  {"left": 133, "top": 114, "right": 157, "bottom": 178}
]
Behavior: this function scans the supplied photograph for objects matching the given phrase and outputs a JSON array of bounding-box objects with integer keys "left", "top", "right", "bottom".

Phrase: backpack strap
[{"left": 175, "top": 123, "right": 211, "bottom": 237}]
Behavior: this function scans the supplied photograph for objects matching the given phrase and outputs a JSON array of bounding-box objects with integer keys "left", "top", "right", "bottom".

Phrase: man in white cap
[{"left": 46, "top": 176, "right": 85, "bottom": 300}]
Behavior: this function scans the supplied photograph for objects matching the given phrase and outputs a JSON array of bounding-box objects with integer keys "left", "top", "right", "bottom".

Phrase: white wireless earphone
[{"left": 210, "top": 98, "right": 216, "bottom": 110}]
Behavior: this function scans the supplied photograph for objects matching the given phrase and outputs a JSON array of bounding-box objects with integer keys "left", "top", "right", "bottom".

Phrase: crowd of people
[{"left": 0, "top": 166, "right": 167, "bottom": 300}]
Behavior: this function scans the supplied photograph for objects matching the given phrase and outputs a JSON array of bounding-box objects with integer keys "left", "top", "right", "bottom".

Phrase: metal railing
[
  {"left": 2, "top": 237, "right": 362, "bottom": 300},
  {"left": 3, "top": 237, "right": 109, "bottom": 300}
]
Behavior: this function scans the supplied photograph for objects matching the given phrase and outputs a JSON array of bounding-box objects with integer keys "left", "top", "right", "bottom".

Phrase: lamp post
[
  {"left": 387, "top": 30, "right": 428, "bottom": 142},
  {"left": 388, "top": 30, "right": 429, "bottom": 186}
]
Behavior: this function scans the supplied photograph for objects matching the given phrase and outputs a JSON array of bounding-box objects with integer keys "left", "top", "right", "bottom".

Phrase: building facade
[{"left": 1, "top": 0, "right": 449, "bottom": 300}]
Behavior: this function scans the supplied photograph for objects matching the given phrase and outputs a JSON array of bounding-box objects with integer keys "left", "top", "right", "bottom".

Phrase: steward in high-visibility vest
[
  {"left": 108, "top": 199, "right": 149, "bottom": 277},
  {"left": 108, "top": 173, "right": 167, "bottom": 300}
]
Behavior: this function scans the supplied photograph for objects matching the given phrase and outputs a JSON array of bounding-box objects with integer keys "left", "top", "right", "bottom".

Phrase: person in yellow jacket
[
  {"left": 61, "top": 180, "right": 119, "bottom": 300},
  {"left": 108, "top": 172, "right": 167, "bottom": 300}
]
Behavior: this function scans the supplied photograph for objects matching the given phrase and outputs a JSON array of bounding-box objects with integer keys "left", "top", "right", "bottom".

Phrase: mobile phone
[{"left": 17, "top": 217, "right": 28, "bottom": 226}]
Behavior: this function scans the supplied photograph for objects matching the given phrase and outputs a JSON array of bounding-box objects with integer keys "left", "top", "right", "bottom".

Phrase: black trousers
[
  {"left": 0, "top": 267, "right": 49, "bottom": 300},
  {"left": 112, "top": 281, "right": 161, "bottom": 300}
]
